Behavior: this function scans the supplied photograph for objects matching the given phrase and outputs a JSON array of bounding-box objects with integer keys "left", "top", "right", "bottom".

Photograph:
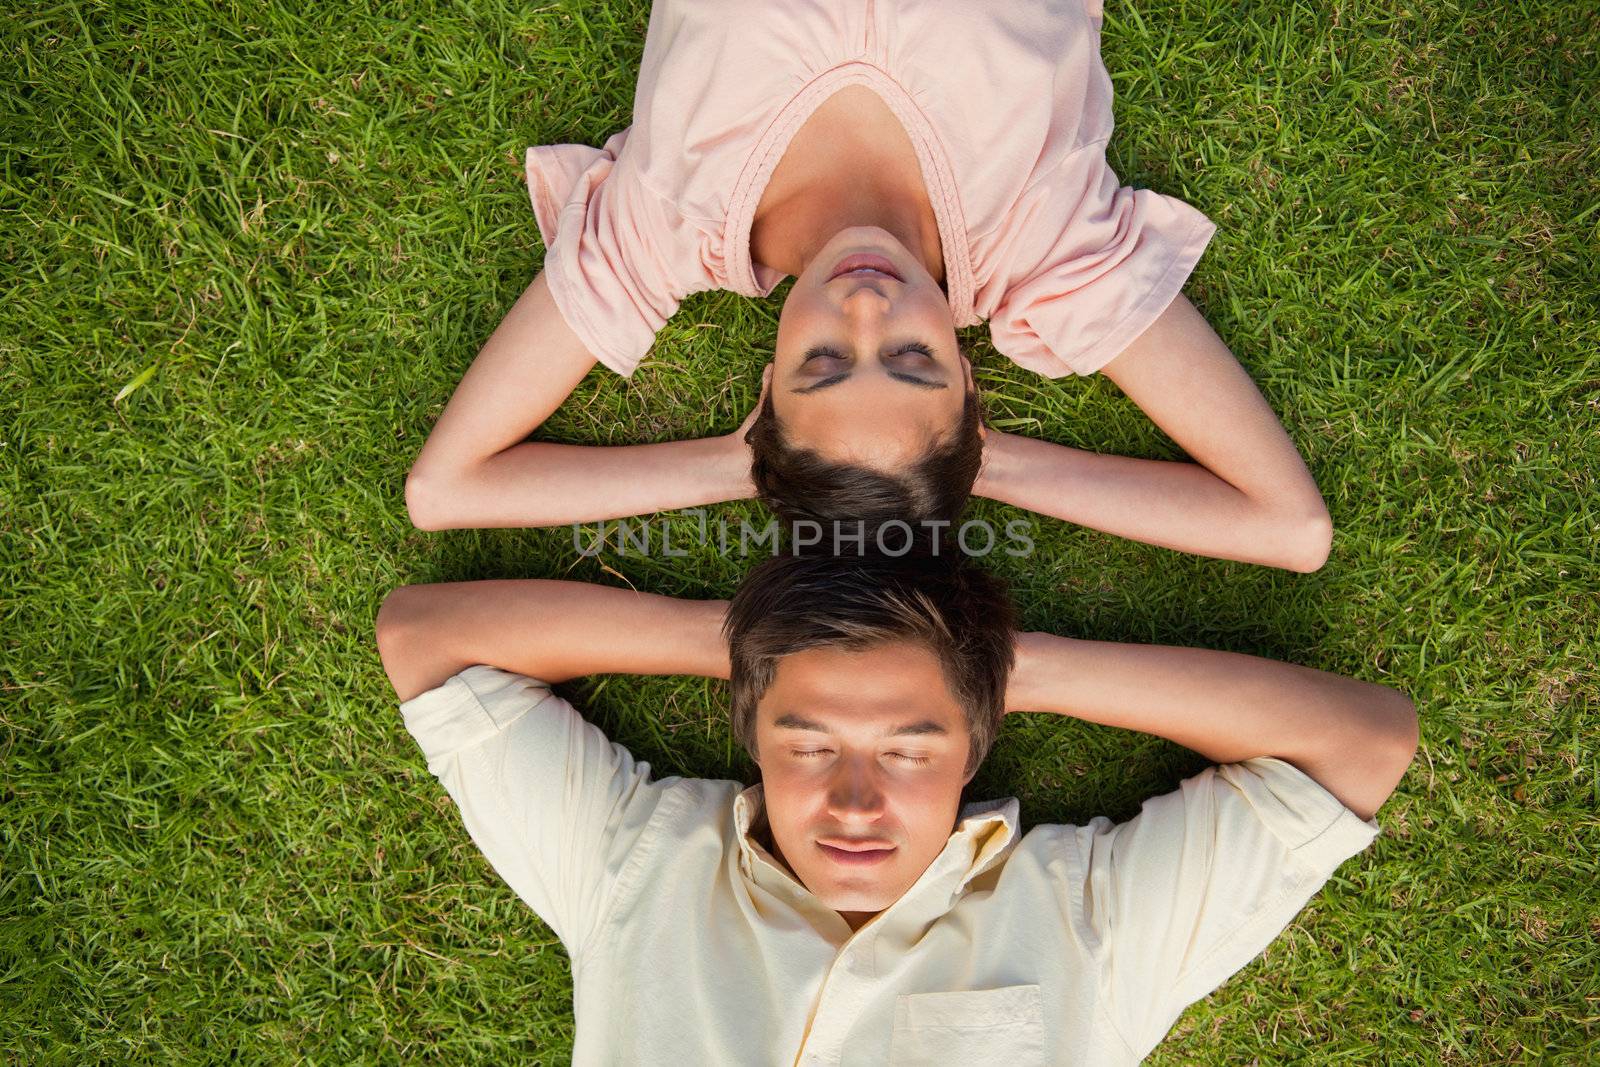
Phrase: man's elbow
[
  {"left": 1388, "top": 690, "right": 1421, "bottom": 770},
  {"left": 1370, "top": 689, "right": 1421, "bottom": 805},
  {"left": 1330, "top": 688, "right": 1419, "bottom": 820},
  {"left": 375, "top": 585, "right": 430, "bottom": 696}
]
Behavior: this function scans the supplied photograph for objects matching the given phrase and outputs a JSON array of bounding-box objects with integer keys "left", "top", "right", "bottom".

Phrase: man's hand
[
  {"left": 1000, "top": 630, "right": 1417, "bottom": 820},
  {"left": 1002, "top": 631, "right": 1052, "bottom": 715},
  {"left": 376, "top": 580, "right": 731, "bottom": 702}
]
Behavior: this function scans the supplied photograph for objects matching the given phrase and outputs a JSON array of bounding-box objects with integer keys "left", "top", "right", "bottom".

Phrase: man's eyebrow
[
  {"left": 772, "top": 713, "right": 949, "bottom": 737},
  {"left": 772, "top": 714, "right": 829, "bottom": 731},
  {"left": 886, "top": 719, "right": 949, "bottom": 736}
]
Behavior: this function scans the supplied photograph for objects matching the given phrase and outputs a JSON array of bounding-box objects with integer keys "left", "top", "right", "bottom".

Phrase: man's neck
[{"left": 747, "top": 793, "right": 884, "bottom": 934}]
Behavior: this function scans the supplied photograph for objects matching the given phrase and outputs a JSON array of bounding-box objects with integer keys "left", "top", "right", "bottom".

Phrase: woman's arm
[
  {"left": 405, "top": 271, "right": 756, "bottom": 530},
  {"left": 975, "top": 293, "right": 1332, "bottom": 572},
  {"left": 1005, "top": 632, "right": 1418, "bottom": 820},
  {"left": 375, "top": 580, "right": 731, "bottom": 702}
]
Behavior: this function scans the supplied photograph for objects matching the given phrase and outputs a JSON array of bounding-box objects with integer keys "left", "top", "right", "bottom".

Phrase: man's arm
[
  {"left": 975, "top": 293, "right": 1333, "bottom": 573},
  {"left": 376, "top": 579, "right": 731, "bottom": 702},
  {"left": 1005, "top": 632, "right": 1417, "bottom": 820},
  {"left": 405, "top": 271, "right": 756, "bottom": 530}
]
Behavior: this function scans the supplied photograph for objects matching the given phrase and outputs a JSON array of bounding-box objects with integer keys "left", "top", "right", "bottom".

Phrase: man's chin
[{"left": 805, "top": 876, "right": 904, "bottom": 916}]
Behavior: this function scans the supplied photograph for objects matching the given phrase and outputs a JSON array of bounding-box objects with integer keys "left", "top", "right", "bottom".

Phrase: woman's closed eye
[
  {"left": 803, "top": 347, "right": 847, "bottom": 365},
  {"left": 886, "top": 342, "right": 936, "bottom": 361},
  {"left": 803, "top": 342, "right": 937, "bottom": 363},
  {"left": 791, "top": 344, "right": 950, "bottom": 394}
]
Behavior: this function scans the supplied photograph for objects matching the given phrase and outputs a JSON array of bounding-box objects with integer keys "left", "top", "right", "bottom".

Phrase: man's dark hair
[
  {"left": 745, "top": 382, "right": 983, "bottom": 528},
  {"left": 723, "top": 552, "right": 1016, "bottom": 777}
]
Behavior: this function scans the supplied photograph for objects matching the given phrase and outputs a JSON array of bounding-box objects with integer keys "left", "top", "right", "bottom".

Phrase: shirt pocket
[{"left": 888, "top": 984, "right": 1045, "bottom": 1066}]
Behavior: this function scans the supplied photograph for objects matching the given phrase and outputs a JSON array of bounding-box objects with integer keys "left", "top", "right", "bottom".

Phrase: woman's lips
[
  {"left": 828, "top": 253, "right": 903, "bottom": 283},
  {"left": 817, "top": 841, "right": 897, "bottom": 866}
]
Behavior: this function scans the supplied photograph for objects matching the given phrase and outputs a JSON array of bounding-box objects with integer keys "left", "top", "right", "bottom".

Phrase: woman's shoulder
[
  {"left": 902, "top": 1, "right": 1116, "bottom": 238},
  {"left": 623, "top": 1, "right": 828, "bottom": 221}
]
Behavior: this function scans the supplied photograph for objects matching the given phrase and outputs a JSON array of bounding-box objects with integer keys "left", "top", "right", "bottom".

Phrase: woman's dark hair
[
  {"left": 745, "top": 381, "right": 983, "bottom": 528},
  {"left": 723, "top": 552, "right": 1016, "bottom": 777}
]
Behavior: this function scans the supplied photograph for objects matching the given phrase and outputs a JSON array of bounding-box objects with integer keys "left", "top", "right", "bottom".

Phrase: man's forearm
[
  {"left": 1007, "top": 632, "right": 1417, "bottom": 820},
  {"left": 376, "top": 580, "right": 731, "bottom": 701},
  {"left": 976, "top": 430, "right": 1332, "bottom": 573},
  {"left": 407, "top": 433, "right": 753, "bottom": 530}
]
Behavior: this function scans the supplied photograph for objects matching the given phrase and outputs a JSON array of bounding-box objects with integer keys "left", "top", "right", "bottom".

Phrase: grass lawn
[{"left": 4, "top": 0, "right": 1597, "bottom": 1062}]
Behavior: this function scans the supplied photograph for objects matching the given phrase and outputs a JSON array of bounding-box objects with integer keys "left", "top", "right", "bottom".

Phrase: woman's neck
[
  {"left": 755, "top": 183, "right": 939, "bottom": 280},
  {"left": 750, "top": 86, "right": 944, "bottom": 284}
]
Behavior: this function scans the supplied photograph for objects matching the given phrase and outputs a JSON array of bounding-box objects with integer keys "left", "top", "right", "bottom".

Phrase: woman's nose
[
  {"left": 841, "top": 282, "right": 892, "bottom": 317},
  {"left": 840, "top": 287, "right": 891, "bottom": 350}
]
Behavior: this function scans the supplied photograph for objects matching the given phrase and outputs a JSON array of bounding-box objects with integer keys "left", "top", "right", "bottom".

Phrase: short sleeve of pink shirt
[{"left": 525, "top": 0, "right": 1215, "bottom": 378}]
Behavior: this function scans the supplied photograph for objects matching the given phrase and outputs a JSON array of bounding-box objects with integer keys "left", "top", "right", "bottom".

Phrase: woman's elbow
[
  {"left": 404, "top": 466, "right": 452, "bottom": 531},
  {"left": 1280, "top": 504, "right": 1334, "bottom": 573}
]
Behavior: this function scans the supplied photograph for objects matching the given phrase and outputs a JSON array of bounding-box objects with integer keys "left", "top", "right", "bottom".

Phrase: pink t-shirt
[{"left": 525, "top": 0, "right": 1215, "bottom": 379}]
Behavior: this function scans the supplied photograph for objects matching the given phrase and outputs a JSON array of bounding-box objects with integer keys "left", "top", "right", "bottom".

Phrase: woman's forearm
[
  {"left": 407, "top": 433, "right": 753, "bottom": 529},
  {"left": 408, "top": 269, "right": 762, "bottom": 530},
  {"left": 1073, "top": 292, "right": 1333, "bottom": 572},
  {"left": 976, "top": 430, "right": 1332, "bottom": 572},
  {"left": 376, "top": 580, "right": 731, "bottom": 702},
  {"left": 1006, "top": 632, "right": 1418, "bottom": 820}
]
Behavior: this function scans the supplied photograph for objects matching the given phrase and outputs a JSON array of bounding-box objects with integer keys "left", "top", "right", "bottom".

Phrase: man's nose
[{"left": 826, "top": 757, "right": 886, "bottom": 822}]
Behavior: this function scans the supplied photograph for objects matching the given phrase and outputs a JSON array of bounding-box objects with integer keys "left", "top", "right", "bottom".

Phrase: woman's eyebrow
[{"left": 792, "top": 372, "right": 948, "bottom": 394}]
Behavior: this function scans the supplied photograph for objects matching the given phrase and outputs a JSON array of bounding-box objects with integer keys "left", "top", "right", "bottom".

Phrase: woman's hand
[
  {"left": 732, "top": 362, "right": 773, "bottom": 442},
  {"left": 717, "top": 363, "right": 772, "bottom": 499}
]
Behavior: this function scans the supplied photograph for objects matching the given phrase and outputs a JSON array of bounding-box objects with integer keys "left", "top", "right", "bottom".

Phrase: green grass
[{"left": 3, "top": 0, "right": 1596, "bottom": 1062}]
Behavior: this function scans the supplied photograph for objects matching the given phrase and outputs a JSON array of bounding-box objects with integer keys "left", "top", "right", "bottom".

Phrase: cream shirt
[
  {"left": 401, "top": 667, "right": 1379, "bottom": 1066},
  {"left": 525, "top": 0, "right": 1215, "bottom": 379}
]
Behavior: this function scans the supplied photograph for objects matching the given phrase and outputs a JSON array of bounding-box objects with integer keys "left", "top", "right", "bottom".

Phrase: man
[{"left": 375, "top": 554, "right": 1416, "bottom": 1065}]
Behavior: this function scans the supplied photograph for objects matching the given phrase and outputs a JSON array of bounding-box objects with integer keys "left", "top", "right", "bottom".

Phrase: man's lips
[
  {"left": 827, "top": 253, "right": 903, "bottom": 283},
  {"left": 817, "top": 839, "right": 897, "bottom": 866}
]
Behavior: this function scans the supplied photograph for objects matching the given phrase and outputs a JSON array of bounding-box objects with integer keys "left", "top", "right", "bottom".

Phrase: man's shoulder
[
  {"left": 654, "top": 773, "right": 745, "bottom": 806},
  {"left": 634, "top": 772, "right": 746, "bottom": 838}
]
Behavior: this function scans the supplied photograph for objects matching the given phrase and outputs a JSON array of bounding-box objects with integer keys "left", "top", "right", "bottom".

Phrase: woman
[{"left": 406, "top": 0, "right": 1332, "bottom": 571}]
